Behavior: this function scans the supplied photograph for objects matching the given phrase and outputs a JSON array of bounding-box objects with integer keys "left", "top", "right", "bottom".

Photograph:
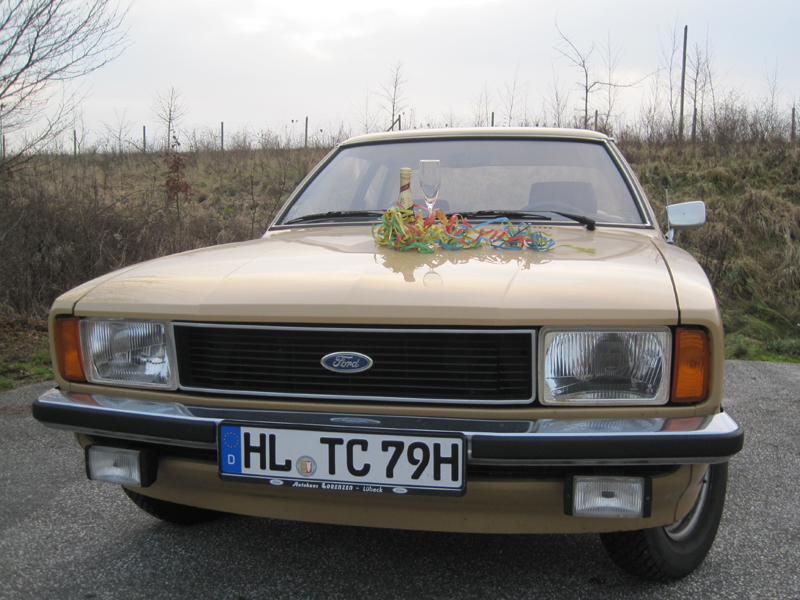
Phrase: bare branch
[
  {"left": 470, "top": 82, "right": 492, "bottom": 127},
  {"left": 0, "top": 0, "right": 130, "bottom": 170},
  {"left": 441, "top": 106, "right": 460, "bottom": 128},
  {"left": 150, "top": 86, "right": 188, "bottom": 150},
  {"left": 101, "top": 107, "right": 132, "bottom": 152},
  {"left": 378, "top": 60, "right": 407, "bottom": 130},
  {"left": 543, "top": 64, "right": 571, "bottom": 128},
  {"left": 657, "top": 21, "right": 682, "bottom": 138},
  {"left": 500, "top": 66, "right": 525, "bottom": 127},
  {"left": 555, "top": 21, "right": 648, "bottom": 133},
  {"left": 352, "top": 83, "right": 379, "bottom": 134},
  {"left": 554, "top": 19, "right": 595, "bottom": 128}
]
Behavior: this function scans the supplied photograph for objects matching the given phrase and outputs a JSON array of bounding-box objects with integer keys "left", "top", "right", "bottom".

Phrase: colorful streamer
[{"left": 373, "top": 206, "right": 569, "bottom": 254}]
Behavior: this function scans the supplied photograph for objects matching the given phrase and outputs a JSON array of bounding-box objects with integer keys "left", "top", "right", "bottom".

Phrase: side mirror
[{"left": 665, "top": 201, "right": 706, "bottom": 244}]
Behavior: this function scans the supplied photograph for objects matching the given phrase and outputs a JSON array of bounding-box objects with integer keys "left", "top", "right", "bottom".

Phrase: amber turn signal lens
[
  {"left": 672, "top": 328, "right": 709, "bottom": 403},
  {"left": 54, "top": 317, "right": 86, "bottom": 382}
]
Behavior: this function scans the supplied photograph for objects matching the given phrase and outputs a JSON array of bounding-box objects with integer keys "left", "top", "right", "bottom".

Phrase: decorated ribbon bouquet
[{"left": 373, "top": 206, "right": 569, "bottom": 254}]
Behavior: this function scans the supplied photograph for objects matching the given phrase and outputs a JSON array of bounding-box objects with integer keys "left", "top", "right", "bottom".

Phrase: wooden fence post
[{"left": 679, "top": 25, "right": 688, "bottom": 142}]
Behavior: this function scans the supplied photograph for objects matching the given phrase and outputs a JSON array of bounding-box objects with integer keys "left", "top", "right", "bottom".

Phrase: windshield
[{"left": 277, "top": 139, "right": 645, "bottom": 226}]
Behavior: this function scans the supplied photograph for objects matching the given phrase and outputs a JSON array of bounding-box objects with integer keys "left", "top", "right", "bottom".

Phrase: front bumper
[{"left": 33, "top": 387, "right": 743, "bottom": 466}]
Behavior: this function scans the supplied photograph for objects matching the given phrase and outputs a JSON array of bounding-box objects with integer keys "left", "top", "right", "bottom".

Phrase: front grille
[{"left": 174, "top": 324, "right": 534, "bottom": 404}]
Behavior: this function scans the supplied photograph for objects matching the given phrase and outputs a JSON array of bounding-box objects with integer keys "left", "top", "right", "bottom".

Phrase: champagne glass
[
  {"left": 423, "top": 265, "right": 443, "bottom": 287},
  {"left": 419, "top": 160, "right": 440, "bottom": 216}
]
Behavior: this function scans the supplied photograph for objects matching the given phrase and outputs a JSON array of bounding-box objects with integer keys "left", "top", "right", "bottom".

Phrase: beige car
[{"left": 34, "top": 128, "right": 743, "bottom": 580}]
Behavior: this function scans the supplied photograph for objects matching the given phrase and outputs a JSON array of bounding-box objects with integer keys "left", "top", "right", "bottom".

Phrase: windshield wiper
[
  {"left": 458, "top": 210, "right": 552, "bottom": 221},
  {"left": 550, "top": 211, "right": 596, "bottom": 231},
  {"left": 283, "top": 210, "right": 387, "bottom": 225}
]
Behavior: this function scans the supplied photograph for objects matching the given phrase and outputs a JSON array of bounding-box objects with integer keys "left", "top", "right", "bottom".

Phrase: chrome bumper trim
[{"left": 33, "top": 388, "right": 743, "bottom": 466}]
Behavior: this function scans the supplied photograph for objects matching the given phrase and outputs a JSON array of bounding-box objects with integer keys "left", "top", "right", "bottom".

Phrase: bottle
[{"left": 396, "top": 167, "right": 413, "bottom": 209}]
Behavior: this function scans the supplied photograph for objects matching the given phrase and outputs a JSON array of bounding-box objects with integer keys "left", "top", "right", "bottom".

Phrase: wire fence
[{"left": 2, "top": 101, "right": 798, "bottom": 159}]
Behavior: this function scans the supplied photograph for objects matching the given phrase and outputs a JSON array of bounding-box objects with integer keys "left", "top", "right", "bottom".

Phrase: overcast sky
[{"left": 77, "top": 0, "right": 799, "bottom": 143}]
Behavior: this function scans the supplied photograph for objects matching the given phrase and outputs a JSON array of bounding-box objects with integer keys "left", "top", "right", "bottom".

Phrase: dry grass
[
  {"left": 1, "top": 138, "right": 799, "bottom": 368},
  {"left": 0, "top": 145, "right": 329, "bottom": 317},
  {"left": 0, "top": 318, "right": 51, "bottom": 389},
  {"left": 621, "top": 139, "right": 800, "bottom": 354}
]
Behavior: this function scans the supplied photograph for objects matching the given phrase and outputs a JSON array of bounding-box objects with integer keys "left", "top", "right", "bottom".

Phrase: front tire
[
  {"left": 124, "top": 487, "right": 225, "bottom": 526},
  {"left": 599, "top": 462, "right": 728, "bottom": 580}
]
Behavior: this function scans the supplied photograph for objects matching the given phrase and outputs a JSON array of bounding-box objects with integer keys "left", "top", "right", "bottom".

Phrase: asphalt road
[{"left": 2, "top": 361, "right": 799, "bottom": 600}]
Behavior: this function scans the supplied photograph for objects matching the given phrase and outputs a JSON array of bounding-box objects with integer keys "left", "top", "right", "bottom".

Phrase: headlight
[
  {"left": 80, "top": 319, "right": 177, "bottom": 390},
  {"left": 540, "top": 328, "right": 671, "bottom": 406}
]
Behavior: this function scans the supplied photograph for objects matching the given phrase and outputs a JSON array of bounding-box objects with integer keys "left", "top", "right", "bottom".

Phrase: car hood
[{"left": 70, "top": 226, "right": 680, "bottom": 326}]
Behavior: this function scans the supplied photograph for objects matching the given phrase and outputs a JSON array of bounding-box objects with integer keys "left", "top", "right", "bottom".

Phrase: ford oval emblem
[{"left": 321, "top": 352, "right": 374, "bottom": 374}]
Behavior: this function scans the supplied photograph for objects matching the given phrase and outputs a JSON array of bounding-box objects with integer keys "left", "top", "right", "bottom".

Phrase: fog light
[
  {"left": 565, "top": 476, "right": 651, "bottom": 518},
  {"left": 85, "top": 446, "right": 157, "bottom": 487}
]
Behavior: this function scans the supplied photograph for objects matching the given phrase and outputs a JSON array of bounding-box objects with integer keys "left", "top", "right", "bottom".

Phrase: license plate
[{"left": 218, "top": 423, "right": 466, "bottom": 496}]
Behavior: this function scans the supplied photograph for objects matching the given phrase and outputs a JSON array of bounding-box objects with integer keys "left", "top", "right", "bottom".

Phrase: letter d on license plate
[{"left": 218, "top": 423, "right": 466, "bottom": 496}]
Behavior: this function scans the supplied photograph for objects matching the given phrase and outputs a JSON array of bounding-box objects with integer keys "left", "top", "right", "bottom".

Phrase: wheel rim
[{"left": 663, "top": 470, "right": 711, "bottom": 542}]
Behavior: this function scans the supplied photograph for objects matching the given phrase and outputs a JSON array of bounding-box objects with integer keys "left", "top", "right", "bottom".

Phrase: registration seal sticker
[{"left": 296, "top": 455, "right": 317, "bottom": 477}]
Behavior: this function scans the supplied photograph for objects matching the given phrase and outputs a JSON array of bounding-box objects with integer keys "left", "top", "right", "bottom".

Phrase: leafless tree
[
  {"left": 101, "top": 107, "right": 133, "bottom": 152},
  {"left": 150, "top": 87, "right": 188, "bottom": 150},
  {"left": 555, "top": 22, "right": 644, "bottom": 132},
  {"left": 598, "top": 33, "right": 626, "bottom": 131},
  {"left": 379, "top": 61, "right": 407, "bottom": 131},
  {"left": 471, "top": 82, "right": 492, "bottom": 127},
  {"left": 500, "top": 67, "right": 525, "bottom": 127},
  {"left": 544, "top": 64, "right": 571, "bottom": 127},
  {"left": 515, "top": 96, "right": 535, "bottom": 127},
  {"left": 758, "top": 59, "right": 783, "bottom": 139},
  {"left": 353, "top": 84, "right": 380, "bottom": 134},
  {"left": 687, "top": 40, "right": 712, "bottom": 142},
  {"left": 638, "top": 70, "right": 667, "bottom": 142},
  {"left": 405, "top": 106, "right": 417, "bottom": 130},
  {"left": 690, "top": 34, "right": 737, "bottom": 143},
  {"left": 0, "top": 0, "right": 129, "bottom": 167},
  {"left": 658, "top": 23, "right": 684, "bottom": 139},
  {"left": 554, "top": 21, "right": 598, "bottom": 129}
]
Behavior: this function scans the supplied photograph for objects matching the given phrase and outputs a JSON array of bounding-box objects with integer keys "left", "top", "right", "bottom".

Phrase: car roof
[{"left": 340, "top": 127, "right": 611, "bottom": 147}]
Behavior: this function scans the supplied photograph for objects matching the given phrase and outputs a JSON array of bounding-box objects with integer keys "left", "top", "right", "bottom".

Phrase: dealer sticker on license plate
[{"left": 218, "top": 423, "right": 466, "bottom": 496}]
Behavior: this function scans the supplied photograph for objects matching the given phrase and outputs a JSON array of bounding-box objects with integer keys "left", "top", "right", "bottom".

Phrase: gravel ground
[{"left": 1, "top": 361, "right": 799, "bottom": 600}]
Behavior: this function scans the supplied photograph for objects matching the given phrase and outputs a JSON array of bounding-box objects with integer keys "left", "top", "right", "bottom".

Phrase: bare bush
[
  {"left": 0, "top": 143, "right": 330, "bottom": 317},
  {"left": 624, "top": 142, "right": 800, "bottom": 331},
  {"left": 150, "top": 87, "right": 188, "bottom": 150}
]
